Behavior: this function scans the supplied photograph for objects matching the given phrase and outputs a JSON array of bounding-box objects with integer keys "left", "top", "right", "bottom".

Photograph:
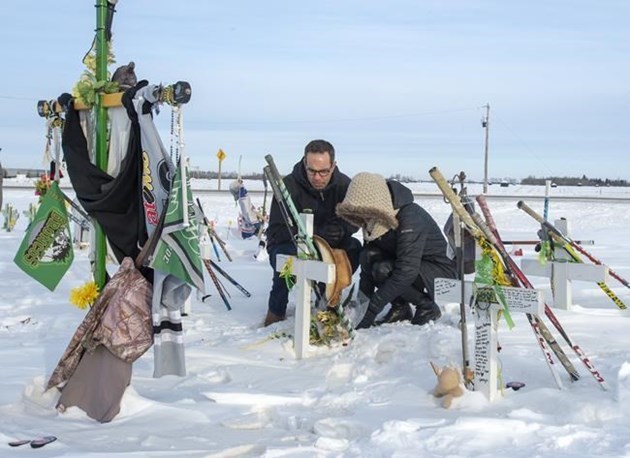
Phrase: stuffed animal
[
  {"left": 430, "top": 361, "right": 465, "bottom": 408},
  {"left": 111, "top": 61, "right": 137, "bottom": 90}
]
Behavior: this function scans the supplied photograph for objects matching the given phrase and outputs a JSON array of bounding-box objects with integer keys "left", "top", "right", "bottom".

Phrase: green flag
[
  {"left": 150, "top": 159, "right": 204, "bottom": 292},
  {"left": 14, "top": 182, "right": 74, "bottom": 291}
]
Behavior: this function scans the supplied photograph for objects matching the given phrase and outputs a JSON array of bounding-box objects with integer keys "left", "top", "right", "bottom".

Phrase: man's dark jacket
[{"left": 266, "top": 160, "right": 356, "bottom": 250}]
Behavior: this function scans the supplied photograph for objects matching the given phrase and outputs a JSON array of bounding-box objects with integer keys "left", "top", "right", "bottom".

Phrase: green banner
[
  {"left": 150, "top": 160, "right": 204, "bottom": 292},
  {"left": 13, "top": 182, "right": 74, "bottom": 291}
]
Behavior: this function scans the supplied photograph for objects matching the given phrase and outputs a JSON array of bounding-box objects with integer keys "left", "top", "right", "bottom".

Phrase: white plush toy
[{"left": 430, "top": 361, "right": 465, "bottom": 408}]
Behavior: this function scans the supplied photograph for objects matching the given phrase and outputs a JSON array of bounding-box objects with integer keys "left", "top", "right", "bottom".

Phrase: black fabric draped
[{"left": 60, "top": 88, "right": 147, "bottom": 263}]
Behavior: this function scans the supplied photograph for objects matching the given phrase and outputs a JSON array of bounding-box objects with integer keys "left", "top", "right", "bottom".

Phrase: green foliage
[
  {"left": 73, "top": 73, "right": 119, "bottom": 107},
  {"left": 71, "top": 41, "right": 119, "bottom": 107},
  {"left": 2, "top": 204, "right": 19, "bottom": 232},
  {"left": 310, "top": 309, "right": 351, "bottom": 346},
  {"left": 34, "top": 174, "right": 51, "bottom": 201},
  {"left": 22, "top": 203, "right": 38, "bottom": 227}
]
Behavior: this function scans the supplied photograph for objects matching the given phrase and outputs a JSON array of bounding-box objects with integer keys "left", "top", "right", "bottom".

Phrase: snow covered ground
[{"left": 1, "top": 178, "right": 630, "bottom": 457}]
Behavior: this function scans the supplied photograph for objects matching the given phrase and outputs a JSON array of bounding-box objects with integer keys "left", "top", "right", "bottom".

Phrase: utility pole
[{"left": 482, "top": 103, "right": 490, "bottom": 194}]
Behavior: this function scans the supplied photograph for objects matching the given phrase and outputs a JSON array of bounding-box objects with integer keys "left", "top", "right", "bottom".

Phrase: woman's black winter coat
[{"left": 360, "top": 180, "right": 456, "bottom": 312}]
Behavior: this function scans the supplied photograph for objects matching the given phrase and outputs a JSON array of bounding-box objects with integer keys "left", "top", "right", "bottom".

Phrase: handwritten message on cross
[{"left": 435, "top": 277, "right": 544, "bottom": 402}]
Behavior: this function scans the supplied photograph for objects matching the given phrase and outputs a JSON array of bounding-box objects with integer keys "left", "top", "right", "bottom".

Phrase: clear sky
[{"left": 1, "top": 1, "right": 629, "bottom": 181}]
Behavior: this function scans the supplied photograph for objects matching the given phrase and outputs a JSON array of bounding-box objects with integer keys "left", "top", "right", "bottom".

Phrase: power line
[
  {"left": 492, "top": 109, "right": 555, "bottom": 177},
  {"left": 200, "top": 106, "right": 479, "bottom": 126}
]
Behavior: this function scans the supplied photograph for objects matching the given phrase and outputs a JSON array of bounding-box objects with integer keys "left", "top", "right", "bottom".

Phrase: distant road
[
  {"left": 185, "top": 189, "right": 630, "bottom": 203},
  {"left": 4, "top": 184, "right": 629, "bottom": 203},
  {"left": 242, "top": 190, "right": 630, "bottom": 203}
]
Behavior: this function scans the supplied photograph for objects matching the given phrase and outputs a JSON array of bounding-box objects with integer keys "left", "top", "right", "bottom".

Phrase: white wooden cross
[
  {"left": 434, "top": 277, "right": 544, "bottom": 402},
  {"left": 520, "top": 218, "right": 608, "bottom": 310},
  {"left": 275, "top": 213, "right": 335, "bottom": 359}
]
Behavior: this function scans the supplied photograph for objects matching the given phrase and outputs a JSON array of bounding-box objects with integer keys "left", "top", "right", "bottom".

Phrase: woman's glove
[
  {"left": 355, "top": 293, "right": 384, "bottom": 329},
  {"left": 356, "top": 308, "right": 377, "bottom": 329}
]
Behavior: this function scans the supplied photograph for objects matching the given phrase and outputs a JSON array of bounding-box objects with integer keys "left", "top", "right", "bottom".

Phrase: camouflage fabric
[{"left": 47, "top": 257, "right": 152, "bottom": 390}]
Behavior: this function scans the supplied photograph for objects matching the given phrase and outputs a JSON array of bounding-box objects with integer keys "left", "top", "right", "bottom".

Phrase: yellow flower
[
  {"left": 34, "top": 174, "right": 51, "bottom": 198},
  {"left": 70, "top": 281, "right": 100, "bottom": 310}
]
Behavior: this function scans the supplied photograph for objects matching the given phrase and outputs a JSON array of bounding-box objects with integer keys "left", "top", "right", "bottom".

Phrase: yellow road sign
[{"left": 216, "top": 148, "right": 226, "bottom": 162}]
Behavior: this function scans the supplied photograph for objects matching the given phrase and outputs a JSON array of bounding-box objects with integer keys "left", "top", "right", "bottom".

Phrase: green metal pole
[{"left": 94, "top": 0, "right": 109, "bottom": 288}]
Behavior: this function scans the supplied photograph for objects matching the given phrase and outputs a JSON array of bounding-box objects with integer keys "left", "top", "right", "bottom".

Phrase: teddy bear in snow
[{"left": 430, "top": 361, "right": 465, "bottom": 408}]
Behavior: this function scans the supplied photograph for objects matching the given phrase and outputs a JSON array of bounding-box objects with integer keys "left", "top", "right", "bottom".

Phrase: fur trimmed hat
[{"left": 336, "top": 172, "right": 398, "bottom": 241}]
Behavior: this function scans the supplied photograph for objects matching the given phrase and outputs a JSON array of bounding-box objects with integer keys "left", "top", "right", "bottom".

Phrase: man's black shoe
[
  {"left": 411, "top": 302, "right": 442, "bottom": 326},
  {"left": 376, "top": 300, "right": 413, "bottom": 324}
]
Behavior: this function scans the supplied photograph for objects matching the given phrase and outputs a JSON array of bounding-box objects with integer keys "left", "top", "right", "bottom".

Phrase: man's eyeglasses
[{"left": 305, "top": 167, "right": 332, "bottom": 177}]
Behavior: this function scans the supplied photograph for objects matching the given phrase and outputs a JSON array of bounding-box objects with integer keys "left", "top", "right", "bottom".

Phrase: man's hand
[{"left": 320, "top": 223, "right": 344, "bottom": 247}]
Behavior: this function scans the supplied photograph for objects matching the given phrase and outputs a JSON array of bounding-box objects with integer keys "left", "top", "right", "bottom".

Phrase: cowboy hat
[{"left": 312, "top": 235, "right": 352, "bottom": 306}]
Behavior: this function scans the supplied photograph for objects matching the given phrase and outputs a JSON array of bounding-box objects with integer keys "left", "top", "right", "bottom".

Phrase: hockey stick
[
  {"left": 209, "top": 222, "right": 233, "bottom": 262},
  {"left": 208, "top": 259, "right": 251, "bottom": 297},
  {"left": 450, "top": 172, "right": 474, "bottom": 387},
  {"left": 196, "top": 197, "right": 233, "bottom": 262},
  {"left": 430, "top": 166, "right": 566, "bottom": 388},
  {"left": 519, "top": 201, "right": 626, "bottom": 310},
  {"left": 254, "top": 171, "right": 269, "bottom": 259},
  {"left": 263, "top": 166, "right": 299, "bottom": 246},
  {"left": 264, "top": 155, "right": 317, "bottom": 256},
  {"left": 209, "top": 231, "right": 221, "bottom": 261},
  {"left": 518, "top": 200, "right": 630, "bottom": 291},
  {"left": 203, "top": 259, "right": 231, "bottom": 311},
  {"left": 477, "top": 195, "right": 606, "bottom": 390}
]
